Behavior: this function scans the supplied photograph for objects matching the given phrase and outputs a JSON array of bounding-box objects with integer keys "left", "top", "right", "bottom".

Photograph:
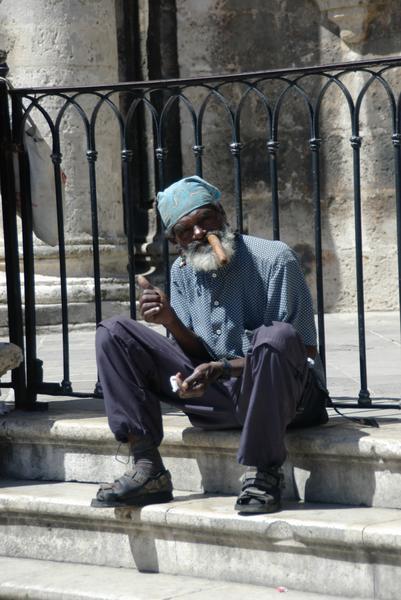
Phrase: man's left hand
[{"left": 175, "top": 362, "right": 223, "bottom": 398}]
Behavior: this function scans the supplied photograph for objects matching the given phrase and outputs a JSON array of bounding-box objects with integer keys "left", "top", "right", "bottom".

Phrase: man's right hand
[
  {"left": 138, "top": 275, "right": 175, "bottom": 326},
  {"left": 138, "top": 276, "right": 210, "bottom": 361}
]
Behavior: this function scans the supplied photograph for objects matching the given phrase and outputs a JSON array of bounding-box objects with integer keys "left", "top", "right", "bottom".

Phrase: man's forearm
[{"left": 226, "top": 357, "right": 245, "bottom": 377}]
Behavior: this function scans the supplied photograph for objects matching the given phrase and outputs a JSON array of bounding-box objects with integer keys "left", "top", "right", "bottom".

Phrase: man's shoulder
[
  {"left": 171, "top": 257, "right": 186, "bottom": 279},
  {"left": 239, "top": 234, "right": 295, "bottom": 265},
  {"left": 170, "top": 257, "right": 197, "bottom": 285}
]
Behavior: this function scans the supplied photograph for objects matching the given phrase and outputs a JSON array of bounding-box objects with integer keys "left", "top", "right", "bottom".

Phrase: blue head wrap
[{"left": 157, "top": 176, "right": 221, "bottom": 231}]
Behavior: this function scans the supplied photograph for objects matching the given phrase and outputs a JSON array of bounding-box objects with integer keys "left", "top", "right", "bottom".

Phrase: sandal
[
  {"left": 235, "top": 468, "right": 283, "bottom": 514},
  {"left": 91, "top": 468, "right": 173, "bottom": 508}
]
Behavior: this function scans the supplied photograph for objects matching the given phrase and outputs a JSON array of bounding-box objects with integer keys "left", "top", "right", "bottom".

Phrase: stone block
[
  {"left": 0, "top": 481, "right": 400, "bottom": 598},
  {"left": 1, "top": 556, "right": 349, "bottom": 600},
  {"left": 2, "top": 407, "right": 401, "bottom": 508}
]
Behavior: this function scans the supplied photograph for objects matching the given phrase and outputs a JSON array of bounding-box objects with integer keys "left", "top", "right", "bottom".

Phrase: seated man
[{"left": 92, "top": 175, "right": 328, "bottom": 514}]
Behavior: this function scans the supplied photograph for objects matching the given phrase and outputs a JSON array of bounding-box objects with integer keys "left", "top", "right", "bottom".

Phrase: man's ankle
[{"left": 129, "top": 435, "right": 165, "bottom": 476}]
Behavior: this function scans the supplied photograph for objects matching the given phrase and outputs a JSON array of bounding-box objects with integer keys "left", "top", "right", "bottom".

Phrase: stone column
[
  {"left": 316, "top": 0, "right": 400, "bottom": 310},
  {"left": 0, "top": 0, "right": 129, "bottom": 324}
]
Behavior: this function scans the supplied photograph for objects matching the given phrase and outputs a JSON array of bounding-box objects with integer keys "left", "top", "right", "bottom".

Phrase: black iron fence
[{"left": 1, "top": 56, "right": 401, "bottom": 410}]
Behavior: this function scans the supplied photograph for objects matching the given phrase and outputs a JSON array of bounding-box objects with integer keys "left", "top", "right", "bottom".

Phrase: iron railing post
[
  {"left": 392, "top": 133, "right": 401, "bottom": 365},
  {"left": 230, "top": 142, "right": 244, "bottom": 233},
  {"left": 350, "top": 134, "right": 370, "bottom": 406},
  {"left": 121, "top": 148, "right": 137, "bottom": 318},
  {"left": 267, "top": 140, "right": 280, "bottom": 240},
  {"left": 11, "top": 95, "right": 44, "bottom": 408},
  {"left": 310, "top": 137, "right": 326, "bottom": 372},
  {"left": 156, "top": 146, "right": 170, "bottom": 299},
  {"left": 0, "top": 75, "right": 27, "bottom": 408}
]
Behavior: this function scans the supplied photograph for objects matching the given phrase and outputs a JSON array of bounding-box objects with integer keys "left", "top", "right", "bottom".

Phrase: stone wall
[
  {"left": 1, "top": 0, "right": 400, "bottom": 316},
  {"left": 174, "top": 0, "right": 401, "bottom": 311}
]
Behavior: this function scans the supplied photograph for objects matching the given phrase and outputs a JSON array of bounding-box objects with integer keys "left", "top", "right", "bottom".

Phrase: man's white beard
[{"left": 185, "top": 228, "right": 235, "bottom": 272}]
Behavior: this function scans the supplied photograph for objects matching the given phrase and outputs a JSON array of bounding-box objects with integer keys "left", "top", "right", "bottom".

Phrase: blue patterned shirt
[{"left": 170, "top": 234, "right": 317, "bottom": 360}]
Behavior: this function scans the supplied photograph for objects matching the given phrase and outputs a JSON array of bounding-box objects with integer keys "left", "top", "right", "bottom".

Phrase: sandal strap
[
  {"left": 236, "top": 487, "right": 268, "bottom": 506},
  {"left": 240, "top": 469, "right": 283, "bottom": 492},
  {"left": 98, "top": 469, "right": 150, "bottom": 494}
]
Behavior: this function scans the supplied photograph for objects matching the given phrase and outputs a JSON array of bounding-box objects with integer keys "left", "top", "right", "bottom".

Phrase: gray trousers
[{"left": 96, "top": 317, "right": 314, "bottom": 468}]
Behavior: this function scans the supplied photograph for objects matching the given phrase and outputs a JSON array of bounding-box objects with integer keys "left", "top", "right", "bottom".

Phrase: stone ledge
[
  {"left": 3, "top": 406, "right": 401, "bottom": 460},
  {"left": 0, "top": 301, "right": 131, "bottom": 327},
  {"left": 0, "top": 481, "right": 400, "bottom": 598},
  {"left": 2, "top": 407, "right": 401, "bottom": 507},
  {"left": 0, "top": 481, "right": 400, "bottom": 551},
  {"left": 0, "top": 557, "right": 365, "bottom": 600}
]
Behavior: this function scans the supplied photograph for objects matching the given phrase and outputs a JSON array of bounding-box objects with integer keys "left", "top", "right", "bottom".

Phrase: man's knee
[
  {"left": 252, "top": 322, "right": 306, "bottom": 369},
  {"left": 95, "top": 322, "right": 114, "bottom": 358},
  {"left": 253, "top": 322, "right": 297, "bottom": 349},
  {"left": 96, "top": 316, "right": 139, "bottom": 354},
  {"left": 98, "top": 315, "right": 137, "bottom": 332}
]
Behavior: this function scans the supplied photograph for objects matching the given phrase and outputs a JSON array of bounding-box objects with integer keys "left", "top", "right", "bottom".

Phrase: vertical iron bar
[
  {"left": 87, "top": 138, "right": 103, "bottom": 398},
  {"left": 350, "top": 135, "right": 370, "bottom": 405},
  {"left": 156, "top": 147, "right": 170, "bottom": 299},
  {"left": 230, "top": 142, "right": 244, "bottom": 233},
  {"left": 121, "top": 148, "right": 136, "bottom": 319},
  {"left": 267, "top": 140, "right": 280, "bottom": 240},
  {"left": 86, "top": 149, "right": 102, "bottom": 325},
  {"left": 193, "top": 144, "right": 204, "bottom": 178},
  {"left": 0, "top": 82, "right": 26, "bottom": 407},
  {"left": 309, "top": 137, "right": 326, "bottom": 371},
  {"left": 52, "top": 135, "right": 72, "bottom": 393},
  {"left": 392, "top": 133, "right": 401, "bottom": 357},
  {"left": 12, "top": 96, "right": 38, "bottom": 406}
]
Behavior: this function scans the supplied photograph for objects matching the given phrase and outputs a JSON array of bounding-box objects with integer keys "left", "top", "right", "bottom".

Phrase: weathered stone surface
[
  {"left": 0, "top": 343, "right": 22, "bottom": 377},
  {"left": 0, "top": 300, "right": 131, "bottom": 328},
  {"left": 0, "top": 482, "right": 400, "bottom": 598},
  {"left": 174, "top": 0, "right": 401, "bottom": 312},
  {"left": 3, "top": 402, "right": 401, "bottom": 508},
  {"left": 0, "top": 0, "right": 127, "bottom": 315},
  {"left": 317, "top": 0, "right": 383, "bottom": 45},
  {"left": 0, "top": 0, "right": 400, "bottom": 316},
  {"left": 0, "top": 557, "right": 356, "bottom": 600}
]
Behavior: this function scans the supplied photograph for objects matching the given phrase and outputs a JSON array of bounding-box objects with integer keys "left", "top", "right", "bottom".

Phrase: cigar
[{"left": 207, "top": 233, "right": 228, "bottom": 265}]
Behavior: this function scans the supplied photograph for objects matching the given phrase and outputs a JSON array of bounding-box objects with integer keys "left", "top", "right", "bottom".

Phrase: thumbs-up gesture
[{"left": 137, "top": 275, "right": 175, "bottom": 326}]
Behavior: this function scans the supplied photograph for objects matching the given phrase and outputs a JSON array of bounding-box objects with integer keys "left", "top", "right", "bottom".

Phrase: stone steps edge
[
  {"left": 2, "top": 417, "right": 401, "bottom": 460},
  {"left": 1, "top": 481, "right": 401, "bottom": 553},
  {"left": 0, "top": 557, "right": 361, "bottom": 600}
]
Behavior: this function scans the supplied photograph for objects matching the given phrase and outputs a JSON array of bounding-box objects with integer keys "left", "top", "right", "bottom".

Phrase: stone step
[
  {"left": 0, "top": 480, "right": 398, "bottom": 599},
  {"left": 0, "top": 557, "right": 358, "bottom": 600},
  {"left": 1, "top": 399, "right": 401, "bottom": 508}
]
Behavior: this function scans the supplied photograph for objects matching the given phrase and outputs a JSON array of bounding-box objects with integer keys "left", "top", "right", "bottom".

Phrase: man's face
[
  {"left": 171, "top": 204, "right": 235, "bottom": 272},
  {"left": 172, "top": 205, "right": 225, "bottom": 248}
]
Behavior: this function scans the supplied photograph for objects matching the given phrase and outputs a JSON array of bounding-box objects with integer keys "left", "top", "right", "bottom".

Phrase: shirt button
[
  {"left": 213, "top": 300, "right": 219, "bottom": 306},
  {"left": 212, "top": 272, "right": 217, "bottom": 278},
  {"left": 216, "top": 329, "right": 222, "bottom": 335}
]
